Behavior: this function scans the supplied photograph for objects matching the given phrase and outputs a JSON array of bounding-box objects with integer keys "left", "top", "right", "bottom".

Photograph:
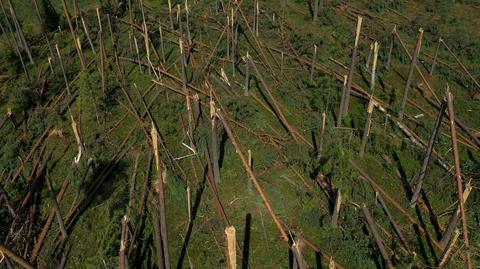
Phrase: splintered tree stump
[
  {"left": 362, "top": 204, "right": 393, "bottom": 269},
  {"left": 225, "top": 226, "right": 236, "bottom": 269}
]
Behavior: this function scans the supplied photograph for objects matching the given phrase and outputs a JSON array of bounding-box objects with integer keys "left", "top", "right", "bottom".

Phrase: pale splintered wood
[
  {"left": 317, "top": 112, "right": 326, "bottom": 160},
  {"left": 119, "top": 215, "right": 129, "bottom": 269},
  {"left": 243, "top": 52, "right": 250, "bottom": 96},
  {"left": 151, "top": 123, "right": 171, "bottom": 269},
  {"left": 59, "top": 0, "right": 85, "bottom": 69},
  {"left": 359, "top": 42, "right": 379, "bottom": 158},
  {"left": 399, "top": 28, "right": 423, "bottom": 120},
  {"left": 187, "top": 185, "right": 191, "bottom": 222},
  {"left": 440, "top": 182, "right": 472, "bottom": 248},
  {"left": 168, "top": 0, "right": 174, "bottom": 30},
  {"left": 336, "top": 75, "right": 348, "bottom": 127},
  {"left": 225, "top": 226, "right": 236, "bottom": 269},
  {"left": 247, "top": 149, "right": 252, "bottom": 192},
  {"left": 446, "top": 88, "right": 471, "bottom": 269},
  {"left": 439, "top": 229, "right": 460, "bottom": 268},
  {"left": 81, "top": 16, "right": 96, "bottom": 53},
  {"left": 292, "top": 239, "right": 308, "bottom": 269}
]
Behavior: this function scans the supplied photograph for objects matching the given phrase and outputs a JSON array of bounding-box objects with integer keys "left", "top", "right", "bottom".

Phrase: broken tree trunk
[
  {"left": 361, "top": 204, "right": 394, "bottom": 269},
  {"left": 210, "top": 99, "right": 221, "bottom": 183},
  {"left": 216, "top": 109, "right": 289, "bottom": 242},
  {"left": 409, "top": 99, "right": 447, "bottom": 206},
  {"left": 46, "top": 176, "right": 68, "bottom": 240},
  {"left": 376, "top": 192, "right": 412, "bottom": 253},
  {"left": 359, "top": 42, "right": 379, "bottom": 158},
  {"left": 310, "top": 44, "right": 317, "bottom": 82},
  {"left": 317, "top": 112, "right": 326, "bottom": 160},
  {"left": 440, "top": 182, "right": 472, "bottom": 248},
  {"left": 0, "top": 180, "right": 16, "bottom": 217},
  {"left": 398, "top": 28, "right": 424, "bottom": 120},
  {"left": 59, "top": 0, "right": 86, "bottom": 69},
  {"left": 7, "top": 0, "right": 33, "bottom": 64},
  {"left": 430, "top": 37, "right": 442, "bottom": 75},
  {"left": 439, "top": 229, "right": 460, "bottom": 268},
  {"left": 446, "top": 89, "right": 471, "bottom": 269},
  {"left": 119, "top": 215, "right": 129, "bottom": 269},
  {"left": 225, "top": 226, "right": 236, "bottom": 269},
  {"left": 151, "top": 123, "right": 171, "bottom": 269},
  {"left": 313, "top": 0, "right": 319, "bottom": 22},
  {"left": 336, "top": 75, "right": 348, "bottom": 127},
  {"left": 340, "top": 16, "right": 363, "bottom": 120},
  {"left": 243, "top": 52, "right": 250, "bottom": 96},
  {"left": 331, "top": 189, "right": 341, "bottom": 228},
  {"left": 386, "top": 26, "right": 396, "bottom": 69},
  {"left": 55, "top": 44, "right": 71, "bottom": 95},
  {"left": 0, "top": 243, "right": 34, "bottom": 269},
  {"left": 81, "top": 16, "right": 95, "bottom": 54}
]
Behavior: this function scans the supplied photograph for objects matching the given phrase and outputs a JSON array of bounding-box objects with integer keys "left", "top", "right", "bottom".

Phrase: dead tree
[
  {"left": 310, "top": 44, "right": 317, "bottom": 82},
  {"left": 359, "top": 42, "right": 379, "bottom": 158},
  {"left": 59, "top": 0, "right": 86, "bottom": 69},
  {"left": 7, "top": 0, "right": 34, "bottom": 64},
  {"left": 243, "top": 52, "right": 250, "bottom": 96},
  {"left": 362, "top": 204, "right": 394, "bottom": 269},
  {"left": 386, "top": 26, "right": 396, "bottom": 69},
  {"left": 440, "top": 183, "right": 472, "bottom": 248},
  {"left": 430, "top": 37, "right": 442, "bottom": 75},
  {"left": 409, "top": 99, "right": 447, "bottom": 206},
  {"left": 331, "top": 189, "right": 341, "bottom": 228},
  {"left": 119, "top": 215, "right": 129, "bottom": 269},
  {"left": 225, "top": 226, "right": 236, "bottom": 269},
  {"left": 0, "top": 181, "right": 16, "bottom": 217},
  {"left": 398, "top": 28, "right": 424, "bottom": 120},
  {"left": 151, "top": 124, "right": 171, "bottom": 269},
  {"left": 46, "top": 176, "right": 68, "bottom": 240},
  {"left": 0, "top": 243, "right": 34, "bottom": 269},
  {"left": 446, "top": 89, "right": 472, "bottom": 269},
  {"left": 339, "top": 16, "right": 363, "bottom": 123},
  {"left": 55, "top": 44, "right": 71, "bottom": 95},
  {"left": 81, "top": 16, "right": 96, "bottom": 54},
  {"left": 210, "top": 99, "right": 221, "bottom": 183},
  {"left": 313, "top": 0, "right": 320, "bottom": 22},
  {"left": 317, "top": 112, "right": 326, "bottom": 160},
  {"left": 376, "top": 193, "right": 412, "bottom": 253}
]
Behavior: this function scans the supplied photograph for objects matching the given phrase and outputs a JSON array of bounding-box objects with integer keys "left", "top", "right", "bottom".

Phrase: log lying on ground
[
  {"left": 0, "top": 243, "right": 34, "bottom": 269},
  {"left": 445, "top": 89, "right": 472, "bottom": 269},
  {"left": 409, "top": 100, "right": 447, "bottom": 206},
  {"left": 361, "top": 204, "right": 394, "bottom": 269}
]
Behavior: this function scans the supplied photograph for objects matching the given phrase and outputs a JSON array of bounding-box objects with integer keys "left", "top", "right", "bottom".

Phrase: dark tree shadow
[{"left": 241, "top": 213, "right": 252, "bottom": 269}]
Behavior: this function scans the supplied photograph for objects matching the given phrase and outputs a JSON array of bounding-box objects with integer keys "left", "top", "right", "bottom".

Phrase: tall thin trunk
[
  {"left": 7, "top": 0, "right": 34, "bottom": 64},
  {"left": 399, "top": 28, "right": 424, "bottom": 120},
  {"left": 225, "top": 226, "right": 237, "bottom": 269},
  {"left": 46, "top": 176, "right": 68, "bottom": 240},
  {"left": 310, "top": 44, "right": 317, "bottom": 82},
  {"left": 409, "top": 100, "right": 447, "bottom": 206},
  {"left": 430, "top": 37, "right": 442, "bottom": 75},
  {"left": 446, "top": 89, "right": 472, "bottom": 269},
  {"left": 55, "top": 44, "right": 70, "bottom": 95},
  {"left": 81, "top": 16, "right": 95, "bottom": 54},
  {"left": 360, "top": 42, "right": 379, "bottom": 158},
  {"left": 59, "top": 0, "right": 86, "bottom": 69},
  {"left": 386, "top": 26, "right": 396, "bottom": 69},
  {"left": 313, "top": 0, "right": 319, "bottom": 22},
  {"left": 361, "top": 205, "right": 393, "bottom": 269},
  {"left": 341, "top": 16, "right": 363, "bottom": 118}
]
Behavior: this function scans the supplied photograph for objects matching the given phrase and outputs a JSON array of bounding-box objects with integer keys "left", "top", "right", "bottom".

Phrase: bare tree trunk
[
  {"left": 331, "top": 189, "right": 341, "bottom": 228},
  {"left": 386, "top": 26, "right": 396, "bottom": 69},
  {"left": 151, "top": 124, "right": 171, "bottom": 269},
  {"left": 361, "top": 204, "right": 393, "bottom": 269},
  {"left": 119, "top": 215, "right": 129, "bottom": 269},
  {"left": 340, "top": 16, "right": 363, "bottom": 119},
  {"left": 398, "top": 28, "right": 424, "bottom": 120},
  {"left": 59, "top": 0, "right": 86, "bottom": 69},
  {"left": 244, "top": 52, "right": 250, "bottom": 96},
  {"left": 446, "top": 89, "right": 472, "bottom": 269},
  {"left": 430, "top": 37, "right": 441, "bottom": 75},
  {"left": 317, "top": 112, "right": 326, "bottom": 160},
  {"left": 336, "top": 75, "right": 347, "bottom": 127},
  {"left": 0, "top": 243, "right": 34, "bottom": 269},
  {"left": 439, "top": 229, "right": 460, "bottom": 268},
  {"left": 81, "top": 16, "right": 96, "bottom": 54},
  {"left": 310, "top": 44, "right": 317, "bottom": 82},
  {"left": 313, "top": 0, "right": 319, "bottom": 22},
  {"left": 46, "top": 177, "right": 68, "bottom": 240},
  {"left": 376, "top": 193, "right": 411, "bottom": 253},
  {"left": 55, "top": 44, "right": 71, "bottom": 95},
  {"left": 0, "top": 181, "right": 16, "bottom": 217},
  {"left": 440, "top": 183, "right": 472, "bottom": 248},
  {"left": 409, "top": 100, "right": 446, "bottom": 206},
  {"left": 359, "top": 42, "right": 379, "bottom": 158},
  {"left": 7, "top": 0, "right": 34, "bottom": 64},
  {"left": 225, "top": 226, "right": 237, "bottom": 269}
]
